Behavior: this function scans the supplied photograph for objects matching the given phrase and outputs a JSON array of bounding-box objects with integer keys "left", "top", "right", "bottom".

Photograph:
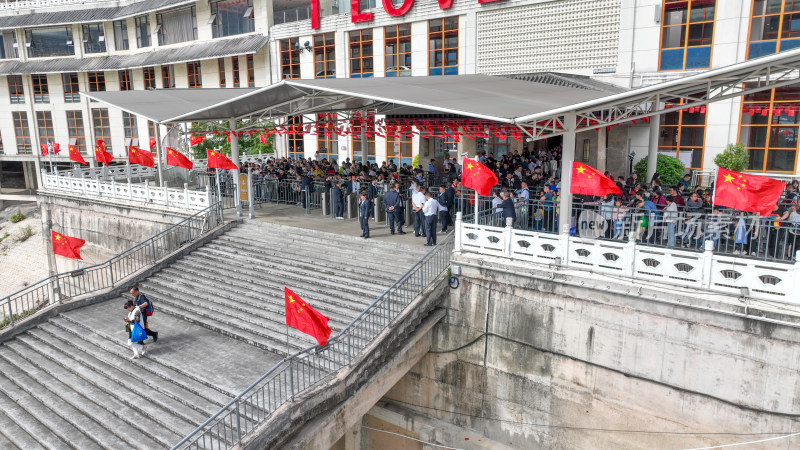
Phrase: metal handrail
[
  {"left": 0, "top": 203, "right": 223, "bottom": 331},
  {"left": 172, "top": 231, "right": 455, "bottom": 449}
]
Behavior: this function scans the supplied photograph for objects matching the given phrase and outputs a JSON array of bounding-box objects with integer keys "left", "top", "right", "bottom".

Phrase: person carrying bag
[{"left": 124, "top": 300, "right": 147, "bottom": 359}]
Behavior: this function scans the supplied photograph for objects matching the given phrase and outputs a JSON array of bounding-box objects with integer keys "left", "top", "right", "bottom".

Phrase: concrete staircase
[{"left": 0, "top": 220, "right": 427, "bottom": 449}]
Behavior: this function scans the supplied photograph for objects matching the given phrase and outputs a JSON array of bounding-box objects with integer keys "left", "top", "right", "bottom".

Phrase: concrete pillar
[
  {"left": 597, "top": 126, "right": 607, "bottom": 173},
  {"left": 458, "top": 130, "right": 477, "bottom": 161},
  {"left": 646, "top": 95, "right": 660, "bottom": 183},
  {"left": 344, "top": 419, "right": 362, "bottom": 450},
  {"left": 41, "top": 204, "right": 60, "bottom": 302},
  {"left": 559, "top": 111, "right": 577, "bottom": 235},
  {"left": 230, "top": 118, "right": 242, "bottom": 217},
  {"left": 155, "top": 123, "right": 164, "bottom": 187},
  {"left": 360, "top": 111, "right": 368, "bottom": 165}
]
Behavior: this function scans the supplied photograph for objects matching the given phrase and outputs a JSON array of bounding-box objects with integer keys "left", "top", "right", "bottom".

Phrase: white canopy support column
[
  {"left": 559, "top": 111, "right": 577, "bottom": 236},
  {"left": 155, "top": 124, "right": 165, "bottom": 187},
  {"left": 646, "top": 94, "right": 660, "bottom": 183},
  {"left": 230, "top": 118, "right": 243, "bottom": 218}
]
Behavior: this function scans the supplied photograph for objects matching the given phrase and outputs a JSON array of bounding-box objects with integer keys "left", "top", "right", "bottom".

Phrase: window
[
  {"left": 748, "top": 0, "right": 800, "bottom": 59},
  {"left": 232, "top": 56, "right": 240, "bottom": 87},
  {"left": 62, "top": 72, "right": 80, "bottom": 102},
  {"left": 32, "top": 74, "right": 49, "bottom": 103},
  {"left": 351, "top": 112, "right": 376, "bottom": 163},
  {"left": 287, "top": 115, "right": 304, "bottom": 159},
  {"left": 659, "top": 0, "right": 715, "bottom": 70},
  {"left": 67, "top": 110, "right": 86, "bottom": 153},
  {"left": 187, "top": 61, "right": 202, "bottom": 88},
  {"left": 119, "top": 69, "right": 132, "bottom": 91},
  {"left": 156, "top": 7, "right": 197, "bottom": 46},
  {"left": 428, "top": 17, "right": 458, "bottom": 76},
  {"left": 113, "top": 20, "right": 129, "bottom": 51},
  {"left": 246, "top": 54, "right": 255, "bottom": 87},
  {"left": 135, "top": 15, "right": 151, "bottom": 48},
  {"left": 25, "top": 27, "right": 74, "bottom": 58},
  {"left": 483, "top": 136, "right": 510, "bottom": 158},
  {"left": 82, "top": 24, "right": 106, "bottom": 54},
  {"left": 385, "top": 24, "right": 411, "bottom": 77},
  {"left": 281, "top": 38, "right": 300, "bottom": 79},
  {"left": 658, "top": 101, "right": 706, "bottom": 169},
  {"left": 88, "top": 72, "right": 106, "bottom": 92},
  {"left": 387, "top": 134, "right": 413, "bottom": 167},
  {"left": 143, "top": 67, "right": 156, "bottom": 89},
  {"left": 218, "top": 58, "right": 226, "bottom": 87},
  {"left": 13, "top": 111, "right": 31, "bottom": 154},
  {"left": 210, "top": 0, "right": 254, "bottom": 38},
  {"left": 8, "top": 75, "right": 24, "bottom": 104},
  {"left": 0, "top": 31, "right": 19, "bottom": 59},
  {"left": 36, "top": 111, "right": 54, "bottom": 146},
  {"left": 349, "top": 30, "right": 373, "bottom": 78},
  {"left": 739, "top": 84, "right": 800, "bottom": 172},
  {"left": 92, "top": 108, "right": 111, "bottom": 153},
  {"left": 317, "top": 113, "right": 338, "bottom": 161},
  {"left": 161, "top": 65, "right": 175, "bottom": 88},
  {"left": 123, "top": 112, "right": 138, "bottom": 140},
  {"left": 314, "top": 33, "right": 335, "bottom": 78}
]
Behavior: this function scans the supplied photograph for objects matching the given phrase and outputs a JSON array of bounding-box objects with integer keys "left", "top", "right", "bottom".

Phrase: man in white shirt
[
  {"left": 412, "top": 185, "right": 428, "bottom": 238},
  {"left": 422, "top": 191, "right": 441, "bottom": 246}
]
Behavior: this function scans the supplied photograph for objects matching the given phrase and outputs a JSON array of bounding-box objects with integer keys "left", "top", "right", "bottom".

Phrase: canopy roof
[{"left": 82, "top": 46, "right": 800, "bottom": 140}]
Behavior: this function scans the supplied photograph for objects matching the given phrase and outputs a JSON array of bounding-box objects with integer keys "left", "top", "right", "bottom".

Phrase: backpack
[{"left": 140, "top": 294, "right": 155, "bottom": 316}]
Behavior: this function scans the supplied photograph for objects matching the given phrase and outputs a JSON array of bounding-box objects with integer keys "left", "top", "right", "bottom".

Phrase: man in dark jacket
[
  {"left": 384, "top": 183, "right": 405, "bottom": 234},
  {"left": 130, "top": 286, "right": 158, "bottom": 342},
  {"left": 333, "top": 181, "right": 344, "bottom": 219},
  {"left": 359, "top": 193, "right": 373, "bottom": 238},
  {"left": 299, "top": 173, "right": 313, "bottom": 208},
  {"left": 499, "top": 191, "right": 516, "bottom": 226}
]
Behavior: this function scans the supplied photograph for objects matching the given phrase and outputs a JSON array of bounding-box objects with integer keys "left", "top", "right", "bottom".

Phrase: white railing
[
  {"left": 456, "top": 215, "right": 800, "bottom": 304},
  {"left": 51, "top": 166, "right": 156, "bottom": 181},
  {"left": 0, "top": 0, "right": 112, "bottom": 11},
  {"left": 40, "top": 172, "right": 212, "bottom": 211}
]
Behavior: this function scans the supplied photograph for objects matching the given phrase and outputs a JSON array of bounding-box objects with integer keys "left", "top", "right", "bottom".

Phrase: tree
[
  {"left": 714, "top": 142, "right": 749, "bottom": 172},
  {"left": 634, "top": 154, "right": 685, "bottom": 186},
  {"left": 190, "top": 121, "right": 274, "bottom": 159}
]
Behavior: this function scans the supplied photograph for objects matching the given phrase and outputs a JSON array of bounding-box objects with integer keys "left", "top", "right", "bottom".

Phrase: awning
[
  {"left": 0, "top": 33, "right": 267, "bottom": 76},
  {"left": 0, "top": 0, "right": 196, "bottom": 30},
  {"left": 83, "top": 74, "right": 615, "bottom": 125}
]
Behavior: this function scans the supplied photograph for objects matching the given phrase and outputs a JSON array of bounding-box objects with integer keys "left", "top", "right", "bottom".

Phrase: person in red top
[{"left": 669, "top": 187, "right": 685, "bottom": 207}]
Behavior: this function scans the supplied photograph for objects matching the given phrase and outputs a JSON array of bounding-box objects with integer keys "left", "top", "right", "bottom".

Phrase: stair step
[
  {"left": 0, "top": 420, "right": 23, "bottom": 450},
  {"left": 0, "top": 345, "right": 173, "bottom": 449},
  {"left": 0, "top": 388, "right": 55, "bottom": 450},
  {"left": 0, "top": 367, "right": 116, "bottom": 450}
]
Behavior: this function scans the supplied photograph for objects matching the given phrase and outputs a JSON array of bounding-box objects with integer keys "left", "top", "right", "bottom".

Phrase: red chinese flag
[
  {"left": 68, "top": 145, "right": 88, "bottom": 165},
  {"left": 461, "top": 157, "right": 498, "bottom": 196},
  {"left": 149, "top": 137, "right": 157, "bottom": 150},
  {"left": 95, "top": 145, "right": 114, "bottom": 166},
  {"left": 166, "top": 147, "right": 193, "bottom": 169},
  {"left": 51, "top": 230, "right": 85, "bottom": 260},
  {"left": 53, "top": 143, "right": 60, "bottom": 154},
  {"left": 128, "top": 146, "right": 155, "bottom": 168},
  {"left": 259, "top": 134, "right": 268, "bottom": 144},
  {"left": 570, "top": 161, "right": 621, "bottom": 197},
  {"left": 96, "top": 139, "right": 106, "bottom": 152},
  {"left": 190, "top": 136, "right": 204, "bottom": 146},
  {"left": 207, "top": 149, "right": 238, "bottom": 170},
  {"left": 284, "top": 287, "right": 332, "bottom": 346},
  {"left": 41, "top": 143, "right": 49, "bottom": 157},
  {"left": 714, "top": 168, "right": 785, "bottom": 216}
]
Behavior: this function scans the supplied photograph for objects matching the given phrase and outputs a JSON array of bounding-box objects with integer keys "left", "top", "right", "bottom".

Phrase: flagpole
[
  {"left": 286, "top": 322, "right": 290, "bottom": 355},
  {"left": 711, "top": 167, "right": 718, "bottom": 211},
  {"left": 47, "top": 143, "right": 53, "bottom": 173}
]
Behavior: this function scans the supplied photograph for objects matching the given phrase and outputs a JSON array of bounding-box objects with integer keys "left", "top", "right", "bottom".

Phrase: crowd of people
[{"left": 211, "top": 147, "right": 799, "bottom": 260}]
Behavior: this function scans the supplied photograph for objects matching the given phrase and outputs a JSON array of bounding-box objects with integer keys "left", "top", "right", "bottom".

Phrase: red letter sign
[
  {"left": 310, "top": 0, "right": 320, "bottom": 28},
  {"left": 437, "top": 0, "right": 453, "bottom": 8},
  {"left": 351, "top": 0, "right": 373, "bottom": 23},
  {"left": 382, "top": 0, "right": 414, "bottom": 16}
]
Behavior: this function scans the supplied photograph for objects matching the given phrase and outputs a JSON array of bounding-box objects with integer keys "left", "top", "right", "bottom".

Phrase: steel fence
[
  {"left": 0, "top": 203, "right": 224, "bottom": 331},
  {"left": 172, "top": 232, "right": 455, "bottom": 450}
]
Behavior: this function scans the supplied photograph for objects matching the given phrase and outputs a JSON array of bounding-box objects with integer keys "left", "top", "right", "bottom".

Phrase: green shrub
[
  {"left": 634, "top": 154, "right": 685, "bottom": 187},
  {"left": 714, "top": 142, "right": 749, "bottom": 172},
  {"left": 13, "top": 225, "right": 33, "bottom": 243},
  {"left": 412, "top": 154, "right": 419, "bottom": 168},
  {"left": 0, "top": 232, "right": 9, "bottom": 243},
  {"left": 9, "top": 211, "right": 25, "bottom": 223}
]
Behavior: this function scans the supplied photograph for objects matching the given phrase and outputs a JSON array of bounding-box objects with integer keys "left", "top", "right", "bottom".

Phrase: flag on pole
[
  {"left": 284, "top": 287, "right": 331, "bottom": 346},
  {"left": 259, "top": 134, "right": 268, "bottom": 145},
  {"left": 96, "top": 139, "right": 106, "bottom": 153},
  {"left": 190, "top": 136, "right": 204, "bottom": 146},
  {"left": 149, "top": 137, "right": 157, "bottom": 150},
  {"left": 53, "top": 143, "right": 60, "bottom": 154},
  {"left": 570, "top": 161, "right": 621, "bottom": 196},
  {"left": 461, "top": 157, "right": 498, "bottom": 196},
  {"left": 207, "top": 149, "right": 237, "bottom": 170},
  {"left": 713, "top": 168, "right": 785, "bottom": 216},
  {"left": 166, "top": 147, "right": 193, "bottom": 169},
  {"left": 128, "top": 146, "right": 155, "bottom": 168},
  {"left": 95, "top": 144, "right": 114, "bottom": 166},
  {"left": 51, "top": 230, "right": 85, "bottom": 260},
  {"left": 68, "top": 145, "right": 88, "bottom": 165},
  {"left": 41, "top": 143, "right": 49, "bottom": 157}
]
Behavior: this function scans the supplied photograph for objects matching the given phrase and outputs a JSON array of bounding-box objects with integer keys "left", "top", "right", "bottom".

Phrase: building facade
[{"left": 0, "top": 0, "right": 799, "bottom": 180}]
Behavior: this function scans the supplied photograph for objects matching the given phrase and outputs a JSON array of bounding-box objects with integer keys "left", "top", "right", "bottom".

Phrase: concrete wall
[{"left": 382, "top": 254, "right": 800, "bottom": 449}]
